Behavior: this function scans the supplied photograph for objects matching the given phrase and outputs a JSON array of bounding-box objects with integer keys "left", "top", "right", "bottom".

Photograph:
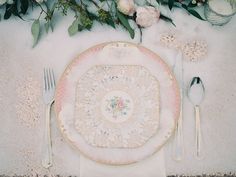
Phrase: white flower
[
  {"left": 117, "top": 0, "right": 135, "bottom": 16},
  {"left": 0, "top": 0, "right": 13, "bottom": 5},
  {"left": 0, "top": 0, "right": 6, "bottom": 5},
  {"left": 135, "top": 6, "right": 160, "bottom": 27}
]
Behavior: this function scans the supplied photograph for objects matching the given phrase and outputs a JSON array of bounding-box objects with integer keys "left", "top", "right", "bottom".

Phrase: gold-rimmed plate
[{"left": 54, "top": 41, "right": 180, "bottom": 165}]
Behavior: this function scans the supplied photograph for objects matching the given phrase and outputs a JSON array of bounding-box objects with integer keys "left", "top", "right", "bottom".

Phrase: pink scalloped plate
[{"left": 54, "top": 41, "right": 180, "bottom": 165}]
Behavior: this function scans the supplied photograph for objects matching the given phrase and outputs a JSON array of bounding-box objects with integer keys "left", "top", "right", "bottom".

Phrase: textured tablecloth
[
  {"left": 80, "top": 149, "right": 166, "bottom": 177},
  {"left": 0, "top": 7, "right": 236, "bottom": 176}
]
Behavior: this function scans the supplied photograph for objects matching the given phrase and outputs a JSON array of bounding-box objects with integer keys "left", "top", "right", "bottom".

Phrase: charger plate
[{"left": 54, "top": 41, "right": 180, "bottom": 165}]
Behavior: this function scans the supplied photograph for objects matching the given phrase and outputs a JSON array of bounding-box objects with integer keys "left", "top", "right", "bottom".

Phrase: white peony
[
  {"left": 0, "top": 0, "right": 13, "bottom": 5},
  {"left": 117, "top": 0, "right": 135, "bottom": 16},
  {"left": 135, "top": 6, "right": 160, "bottom": 27}
]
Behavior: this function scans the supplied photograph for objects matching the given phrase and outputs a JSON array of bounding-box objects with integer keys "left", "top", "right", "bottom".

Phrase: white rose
[
  {"left": 117, "top": 0, "right": 135, "bottom": 16},
  {"left": 136, "top": 6, "right": 160, "bottom": 27}
]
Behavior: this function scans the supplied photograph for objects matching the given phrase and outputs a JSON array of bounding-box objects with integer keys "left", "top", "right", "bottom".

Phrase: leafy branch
[
  {"left": 0, "top": 0, "right": 208, "bottom": 47},
  {"left": 163, "top": 0, "right": 206, "bottom": 21}
]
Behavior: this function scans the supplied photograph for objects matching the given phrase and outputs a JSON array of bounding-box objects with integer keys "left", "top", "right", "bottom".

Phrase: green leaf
[
  {"left": 106, "top": 18, "right": 116, "bottom": 28},
  {"left": 78, "top": 24, "right": 84, "bottom": 31},
  {"left": 160, "top": 14, "right": 176, "bottom": 27},
  {"left": 11, "top": 1, "right": 21, "bottom": 18},
  {"left": 188, "top": 1, "right": 197, "bottom": 8},
  {"left": 31, "top": 19, "right": 40, "bottom": 48},
  {"left": 188, "top": 9, "right": 206, "bottom": 21},
  {"left": 80, "top": 13, "right": 93, "bottom": 30},
  {"left": 68, "top": 18, "right": 80, "bottom": 36},
  {"left": 117, "top": 11, "right": 135, "bottom": 39},
  {"left": 20, "top": 0, "right": 29, "bottom": 14},
  {"left": 45, "top": 21, "right": 53, "bottom": 33},
  {"left": 168, "top": 0, "right": 174, "bottom": 10},
  {"left": 181, "top": 4, "right": 188, "bottom": 10},
  {"left": 45, "top": 22, "right": 50, "bottom": 33},
  {"left": 4, "top": 4, "right": 13, "bottom": 19},
  {"left": 5, "top": 1, "right": 24, "bottom": 20},
  {"left": 87, "top": 12, "right": 99, "bottom": 21},
  {"left": 98, "top": 9, "right": 116, "bottom": 28},
  {"left": 110, "top": 0, "right": 117, "bottom": 18}
]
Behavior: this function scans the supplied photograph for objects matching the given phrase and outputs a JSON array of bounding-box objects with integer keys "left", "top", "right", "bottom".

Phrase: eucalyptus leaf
[
  {"left": 168, "top": 0, "right": 174, "bottom": 10},
  {"left": 87, "top": 12, "right": 99, "bottom": 21},
  {"left": 160, "top": 14, "right": 176, "bottom": 26},
  {"left": 147, "top": 0, "right": 160, "bottom": 8},
  {"left": 181, "top": 4, "right": 188, "bottom": 10},
  {"left": 10, "top": 1, "right": 23, "bottom": 19},
  {"left": 31, "top": 19, "right": 40, "bottom": 48},
  {"left": 105, "top": 16, "right": 116, "bottom": 28},
  {"left": 20, "top": 0, "right": 29, "bottom": 14},
  {"left": 68, "top": 18, "right": 80, "bottom": 36},
  {"left": 78, "top": 24, "right": 84, "bottom": 31},
  {"left": 110, "top": 1, "right": 117, "bottom": 18},
  {"left": 188, "top": 9, "right": 205, "bottom": 21},
  {"left": 99, "top": 9, "right": 116, "bottom": 28},
  {"left": 45, "top": 21, "right": 53, "bottom": 33},
  {"left": 135, "top": 0, "right": 147, "bottom": 6},
  {"left": 45, "top": 22, "right": 50, "bottom": 33},
  {"left": 117, "top": 11, "right": 135, "bottom": 39},
  {"left": 4, "top": 4, "right": 12, "bottom": 19}
]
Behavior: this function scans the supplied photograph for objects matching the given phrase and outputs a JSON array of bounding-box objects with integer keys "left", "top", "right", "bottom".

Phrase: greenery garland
[{"left": 0, "top": 0, "right": 206, "bottom": 47}]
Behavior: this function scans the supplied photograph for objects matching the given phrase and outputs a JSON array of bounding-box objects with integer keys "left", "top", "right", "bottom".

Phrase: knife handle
[{"left": 172, "top": 109, "right": 184, "bottom": 161}]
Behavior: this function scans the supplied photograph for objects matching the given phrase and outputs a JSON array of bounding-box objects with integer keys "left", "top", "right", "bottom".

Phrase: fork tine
[
  {"left": 48, "top": 68, "right": 52, "bottom": 90},
  {"left": 50, "top": 69, "right": 55, "bottom": 88},
  {"left": 46, "top": 68, "right": 50, "bottom": 90},
  {"left": 44, "top": 68, "right": 47, "bottom": 90},
  {"left": 51, "top": 69, "right": 56, "bottom": 88}
]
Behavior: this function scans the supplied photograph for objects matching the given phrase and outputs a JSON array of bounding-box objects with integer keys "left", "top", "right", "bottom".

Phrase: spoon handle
[{"left": 195, "top": 105, "right": 203, "bottom": 159}]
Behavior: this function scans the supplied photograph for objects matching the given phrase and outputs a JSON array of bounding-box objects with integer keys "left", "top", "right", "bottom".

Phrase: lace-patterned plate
[
  {"left": 55, "top": 42, "right": 180, "bottom": 165},
  {"left": 75, "top": 65, "right": 160, "bottom": 148}
]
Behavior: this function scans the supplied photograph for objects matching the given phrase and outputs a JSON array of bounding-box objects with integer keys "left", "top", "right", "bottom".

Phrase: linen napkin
[{"left": 79, "top": 148, "right": 166, "bottom": 177}]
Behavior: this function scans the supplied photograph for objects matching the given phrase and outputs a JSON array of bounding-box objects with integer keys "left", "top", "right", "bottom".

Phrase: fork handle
[{"left": 42, "top": 103, "right": 53, "bottom": 168}]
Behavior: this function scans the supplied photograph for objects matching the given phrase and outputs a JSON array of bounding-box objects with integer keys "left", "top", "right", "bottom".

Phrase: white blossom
[
  {"left": 135, "top": 6, "right": 160, "bottom": 27},
  {"left": 117, "top": 0, "right": 135, "bottom": 16},
  {"left": 0, "top": 0, "right": 13, "bottom": 6}
]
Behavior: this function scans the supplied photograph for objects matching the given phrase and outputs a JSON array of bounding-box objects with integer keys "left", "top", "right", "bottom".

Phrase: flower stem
[{"left": 138, "top": 25, "right": 143, "bottom": 44}]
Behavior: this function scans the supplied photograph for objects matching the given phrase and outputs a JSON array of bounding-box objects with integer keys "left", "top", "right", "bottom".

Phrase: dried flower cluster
[{"left": 160, "top": 33, "right": 207, "bottom": 62}]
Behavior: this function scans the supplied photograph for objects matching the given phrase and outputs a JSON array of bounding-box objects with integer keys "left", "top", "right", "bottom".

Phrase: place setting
[
  {"left": 40, "top": 40, "right": 207, "bottom": 176},
  {"left": 0, "top": 0, "right": 236, "bottom": 176}
]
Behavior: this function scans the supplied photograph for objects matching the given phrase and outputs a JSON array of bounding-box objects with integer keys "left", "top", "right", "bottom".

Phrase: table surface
[{"left": 0, "top": 7, "right": 236, "bottom": 176}]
